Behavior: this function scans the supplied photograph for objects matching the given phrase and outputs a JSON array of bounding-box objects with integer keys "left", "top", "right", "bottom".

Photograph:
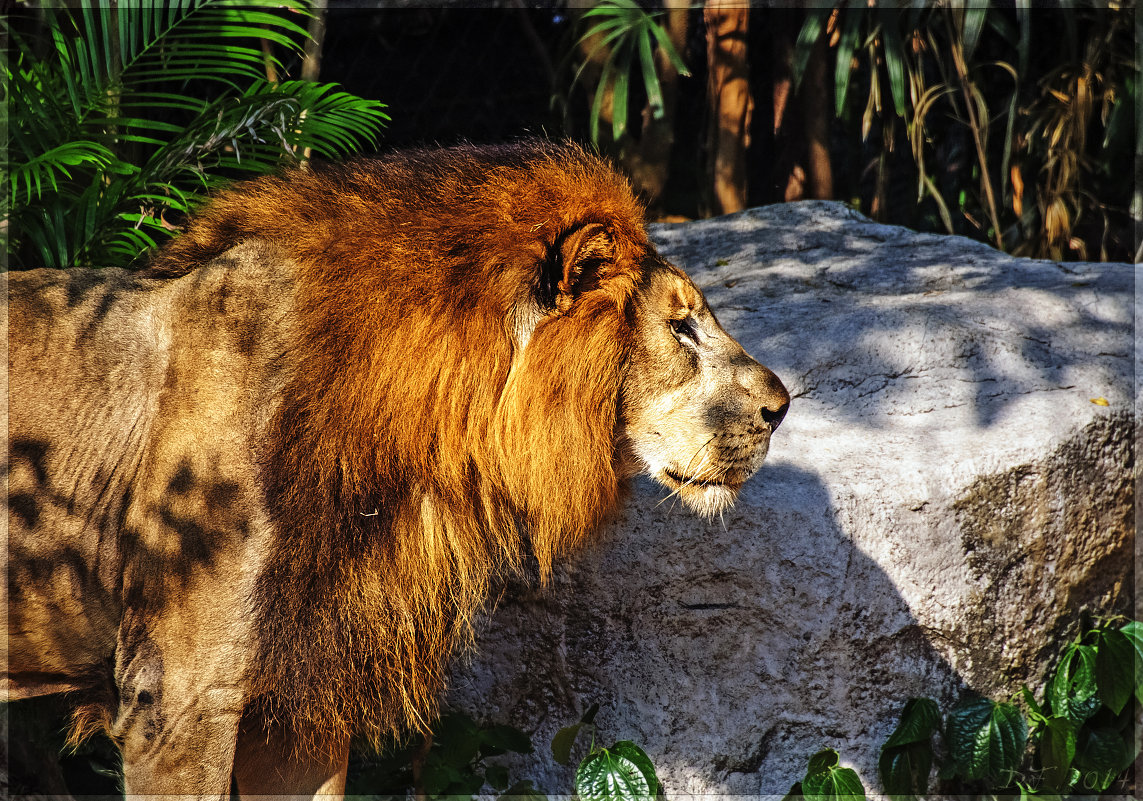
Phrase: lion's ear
[{"left": 549, "top": 223, "right": 614, "bottom": 313}]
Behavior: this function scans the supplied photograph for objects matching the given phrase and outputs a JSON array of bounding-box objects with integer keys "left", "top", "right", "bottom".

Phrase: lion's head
[
  {"left": 622, "top": 262, "right": 789, "bottom": 517},
  {"left": 486, "top": 218, "right": 789, "bottom": 522}
]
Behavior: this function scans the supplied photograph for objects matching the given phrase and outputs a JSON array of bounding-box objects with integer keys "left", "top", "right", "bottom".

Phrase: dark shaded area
[
  {"left": 314, "top": 5, "right": 1132, "bottom": 259},
  {"left": 5, "top": 435, "right": 257, "bottom": 795},
  {"left": 316, "top": 6, "right": 711, "bottom": 215},
  {"left": 322, "top": 7, "right": 569, "bottom": 147},
  {"left": 452, "top": 462, "right": 968, "bottom": 792},
  {"left": 4, "top": 696, "right": 121, "bottom": 798}
]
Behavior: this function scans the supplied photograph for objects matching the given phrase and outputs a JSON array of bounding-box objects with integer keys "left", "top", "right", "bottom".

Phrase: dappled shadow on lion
[{"left": 5, "top": 140, "right": 789, "bottom": 796}]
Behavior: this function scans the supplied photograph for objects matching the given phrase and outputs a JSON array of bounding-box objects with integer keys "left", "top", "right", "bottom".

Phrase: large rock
[{"left": 448, "top": 201, "right": 1135, "bottom": 794}]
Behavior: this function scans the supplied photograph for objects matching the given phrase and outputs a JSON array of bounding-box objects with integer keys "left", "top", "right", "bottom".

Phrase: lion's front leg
[
  {"left": 232, "top": 708, "right": 349, "bottom": 799},
  {"left": 111, "top": 612, "right": 247, "bottom": 799},
  {"left": 115, "top": 691, "right": 243, "bottom": 799}
]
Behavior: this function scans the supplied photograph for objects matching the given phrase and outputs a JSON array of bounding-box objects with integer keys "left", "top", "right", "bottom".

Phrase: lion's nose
[{"left": 761, "top": 400, "right": 788, "bottom": 430}]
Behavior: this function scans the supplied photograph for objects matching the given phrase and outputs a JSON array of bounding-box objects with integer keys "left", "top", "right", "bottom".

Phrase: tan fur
[{"left": 5, "top": 142, "right": 788, "bottom": 792}]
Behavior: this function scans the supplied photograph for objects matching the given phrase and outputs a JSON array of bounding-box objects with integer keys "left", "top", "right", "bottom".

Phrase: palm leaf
[
  {"left": 6, "top": 0, "right": 386, "bottom": 269},
  {"left": 577, "top": 0, "right": 686, "bottom": 145}
]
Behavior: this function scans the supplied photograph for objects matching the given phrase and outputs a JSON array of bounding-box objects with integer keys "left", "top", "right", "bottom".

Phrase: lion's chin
[{"left": 657, "top": 469, "right": 741, "bottom": 518}]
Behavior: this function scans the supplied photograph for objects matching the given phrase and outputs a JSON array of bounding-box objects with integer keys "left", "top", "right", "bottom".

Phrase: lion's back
[{"left": 4, "top": 241, "right": 300, "bottom": 698}]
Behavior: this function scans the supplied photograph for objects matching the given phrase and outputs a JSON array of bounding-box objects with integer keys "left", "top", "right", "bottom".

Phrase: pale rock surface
[{"left": 448, "top": 202, "right": 1135, "bottom": 795}]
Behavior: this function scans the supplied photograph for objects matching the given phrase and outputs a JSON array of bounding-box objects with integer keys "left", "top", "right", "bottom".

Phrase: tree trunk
[
  {"left": 771, "top": 9, "right": 834, "bottom": 204},
  {"left": 298, "top": 0, "right": 328, "bottom": 162},
  {"left": 302, "top": 0, "right": 328, "bottom": 83},
  {"left": 800, "top": 27, "right": 833, "bottom": 201},
  {"left": 704, "top": 0, "right": 752, "bottom": 215}
]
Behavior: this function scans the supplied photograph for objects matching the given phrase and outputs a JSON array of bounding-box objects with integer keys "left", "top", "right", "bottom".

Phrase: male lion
[{"left": 5, "top": 141, "right": 789, "bottom": 797}]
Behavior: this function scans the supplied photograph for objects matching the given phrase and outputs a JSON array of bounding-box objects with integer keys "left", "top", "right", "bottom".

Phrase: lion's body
[{"left": 5, "top": 142, "right": 788, "bottom": 796}]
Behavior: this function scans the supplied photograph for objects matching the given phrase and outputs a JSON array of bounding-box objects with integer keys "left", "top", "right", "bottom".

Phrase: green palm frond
[
  {"left": 575, "top": 0, "right": 689, "bottom": 146},
  {"left": 5, "top": 0, "right": 388, "bottom": 269}
]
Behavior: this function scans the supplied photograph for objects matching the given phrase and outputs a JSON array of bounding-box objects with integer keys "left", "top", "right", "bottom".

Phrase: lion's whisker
[
  {"left": 655, "top": 445, "right": 717, "bottom": 513},
  {"left": 681, "top": 434, "right": 717, "bottom": 480}
]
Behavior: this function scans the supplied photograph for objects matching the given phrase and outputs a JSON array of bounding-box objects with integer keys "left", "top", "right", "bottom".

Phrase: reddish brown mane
[{"left": 152, "top": 142, "right": 651, "bottom": 748}]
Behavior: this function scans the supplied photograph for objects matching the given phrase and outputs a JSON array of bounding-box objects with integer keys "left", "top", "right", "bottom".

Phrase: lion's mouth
[
  {"left": 662, "top": 468, "right": 731, "bottom": 489},
  {"left": 656, "top": 467, "right": 743, "bottom": 518}
]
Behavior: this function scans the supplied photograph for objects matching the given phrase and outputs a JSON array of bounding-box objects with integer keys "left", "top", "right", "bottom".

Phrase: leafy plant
[
  {"left": 784, "top": 748, "right": 866, "bottom": 801},
  {"left": 571, "top": 0, "right": 689, "bottom": 146},
  {"left": 552, "top": 704, "right": 662, "bottom": 801},
  {"left": 943, "top": 696, "right": 1028, "bottom": 784},
  {"left": 5, "top": 0, "right": 388, "bottom": 269},
  {"left": 793, "top": 4, "right": 1134, "bottom": 261},
  {"left": 878, "top": 697, "right": 939, "bottom": 800},
  {"left": 347, "top": 710, "right": 537, "bottom": 800},
  {"left": 1023, "top": 619, "right": 1140, "bottom": 794},
  {"left": 874, "top": 617, "right": 1140, "bottom": 796}
]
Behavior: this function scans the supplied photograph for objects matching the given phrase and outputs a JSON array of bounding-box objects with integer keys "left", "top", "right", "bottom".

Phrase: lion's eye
[{"left": 669, "top": 317, "right": 698, "bottom": 343}]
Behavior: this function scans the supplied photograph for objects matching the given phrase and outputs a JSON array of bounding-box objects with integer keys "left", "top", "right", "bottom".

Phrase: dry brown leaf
[{"left": 1011, "top": 166, "right": 1024, "bottom": 216}]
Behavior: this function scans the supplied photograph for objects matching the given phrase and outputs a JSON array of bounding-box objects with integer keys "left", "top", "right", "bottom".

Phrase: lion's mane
[{"left": 150, "top": 142, "right": 650, "bottom": 748}]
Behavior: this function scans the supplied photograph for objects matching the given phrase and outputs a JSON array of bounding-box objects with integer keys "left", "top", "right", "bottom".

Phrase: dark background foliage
[{"left": 312, "top": 3, "right": 1137, "bottom": 262}]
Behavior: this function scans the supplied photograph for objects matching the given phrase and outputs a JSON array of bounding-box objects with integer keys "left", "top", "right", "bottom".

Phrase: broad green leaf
[
  {"left": 802, "top": 749, "right": 865, "bottom": 801},
  {"left": 781, "top": 781, "right": 803, "bottom": 801},
  {"left": 576, "top": 747, "right": 653, "bottom": 801},
  {"left": 879, "top": 742, "right": 932, "bottom": 799},
  {"left": 1074, "top": 726, "right": 1134, "bottom": 779},
  {"left": 1094, "top": 628, "right": 1136, "bottom": 715},
  {"left": 806, "top": 748, "right": 840, "bottom": 775},
  {"left": 553, "top": 713, "right": 596, "bottom": 765},
  {"left": 1038, "top": 717, "right": 1077, "bottom": 792},
  {"left": 484, "top": 762, "right": 510, "bottom": 791},
  {"left": 432, "top": 712, "right": 482, "bottom": 766},
  {"left": 611, "top": 741, "right": 660, "bottom": 797},
  {"left": 1048, "top": 643, "right": 1101, "bottom": 722},
  {"left": 945, "top": 697, "right": 1027, "bottom": 781},
  {"left": 420, "top": 760, "right": 463, "bottom": 796},
  {"left": 480, "top": 723, "right": 533, "bottom": 757},
  {"left": 1120, "top": 620, "right": 1143, "bottom": 702},
  {"left": 882, "top": 697, "right": 941, "bottom": 749},
  {"left": 802, "top": 767, "right": 864, "bottom": 801}
]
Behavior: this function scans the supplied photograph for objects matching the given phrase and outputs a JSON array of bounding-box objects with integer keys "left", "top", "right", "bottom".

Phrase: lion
[{"left": 4, "top": 141, "right": 789, "bottom": 797}]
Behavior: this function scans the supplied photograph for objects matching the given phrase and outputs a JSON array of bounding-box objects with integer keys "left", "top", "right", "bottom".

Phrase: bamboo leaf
[
  {"left": 834, "top": 11, "right": 863, "bottom": 117},
  {"left": 637, "top": 25, "right": 664, "bottom": 119},
  {"left": 963, "top": 0, "right": 988, "bottom": 62},
  {"left": 879, "top": 11, "right": 908, "bottom": 120},
  {"left": 612, "top": 56, "right": 631, "bottom": 141},
  {"left": 647, "top": 14, "right": 689, "bottom": 77},
  {"left": 793, "top": 7, "right": 830, "bottom": 91}
]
